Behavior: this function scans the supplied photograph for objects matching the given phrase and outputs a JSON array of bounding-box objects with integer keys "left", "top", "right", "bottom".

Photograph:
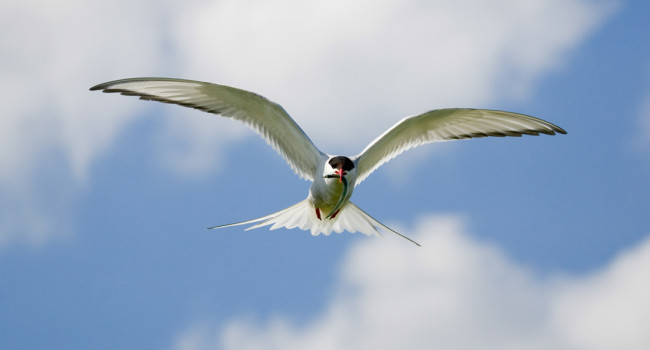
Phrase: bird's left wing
[
  {"left": 91, "top": 78, "right": 324, "bottom": 181},
  {"left": 353, "top": 108, "right": 566, "bottom": 184}
]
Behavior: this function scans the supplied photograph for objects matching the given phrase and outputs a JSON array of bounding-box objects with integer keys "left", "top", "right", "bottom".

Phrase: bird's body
[
  {"left": 91, "top": 78, "right": 566, "bottom": 246},
  {"left": 310, "top": 156, "right": 356, "bottom": 218}
]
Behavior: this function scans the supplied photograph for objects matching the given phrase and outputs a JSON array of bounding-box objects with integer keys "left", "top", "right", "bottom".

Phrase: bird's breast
[{"left": 308, "top": 177, "right": 353, "bottom": 213}]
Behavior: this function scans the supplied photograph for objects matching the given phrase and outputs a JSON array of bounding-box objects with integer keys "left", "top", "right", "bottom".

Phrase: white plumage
[{"left": 91, "top": 78, "right": 566, "bottom": 246}]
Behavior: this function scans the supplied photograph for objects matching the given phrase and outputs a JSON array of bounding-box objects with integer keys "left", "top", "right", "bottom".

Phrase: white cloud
[
  {"left": 0, "top": 0, "right": 617, "bottom": 248},
  {"left": 0, "top": 0, "right": 170, "bottom": 247},
  {"left": 171, "top": 0, "right": 617, "bottom": 154},
  {"left": 550, "top": 238, "right": 650, "bottom": 349},
  {"left": 1, "top": 0, "right": 167, "bottom": 179},
  {"left": 172, "top": 214, "right": 650, "bottom": 350}
]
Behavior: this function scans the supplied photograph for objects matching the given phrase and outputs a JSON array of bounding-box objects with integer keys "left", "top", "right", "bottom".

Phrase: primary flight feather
[{"left": 91, "top": 78, "right": 566, "bottom": 246}]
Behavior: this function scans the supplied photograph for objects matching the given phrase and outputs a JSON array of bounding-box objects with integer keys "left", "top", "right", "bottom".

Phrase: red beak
[{"left": 337, "top": 169, "right": 345, "bottom": 183}]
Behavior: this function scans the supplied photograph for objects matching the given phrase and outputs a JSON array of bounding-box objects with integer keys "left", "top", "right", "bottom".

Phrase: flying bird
[{"left": 91, "top": 78, "right": 566, "bottom": 246}]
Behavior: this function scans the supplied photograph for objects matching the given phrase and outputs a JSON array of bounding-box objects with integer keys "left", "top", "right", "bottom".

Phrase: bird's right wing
[
  {"left": 353, "top": 108, "right": 566, "bottom": 184},
  {"left": 91, "top": 78, "right": 324, "bottom": 181}
]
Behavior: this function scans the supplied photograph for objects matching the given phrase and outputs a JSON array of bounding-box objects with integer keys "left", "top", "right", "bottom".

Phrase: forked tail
[{"left": 209, "top": 199, "right": 420, "bottom": 246}]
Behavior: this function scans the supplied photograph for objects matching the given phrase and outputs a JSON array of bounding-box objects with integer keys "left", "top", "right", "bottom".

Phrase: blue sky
[{"left": 2, "top": 0, "right": 649, "bottom": 349}]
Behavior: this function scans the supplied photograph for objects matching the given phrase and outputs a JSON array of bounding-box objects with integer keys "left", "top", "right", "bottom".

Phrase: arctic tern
[{"left": 91, "top": 78, "right": 566, "bottom": 246}]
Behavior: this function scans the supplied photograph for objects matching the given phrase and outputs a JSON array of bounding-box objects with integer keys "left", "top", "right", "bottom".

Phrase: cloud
[
  {"left": 171, "top": 0, "right": 617, "bottom": 154},
  {"left": 0, "top": 0, "right": 170, "bottom": 248},
  {"left": 0, "top": 0, "right": 617, "bottom": 248},
  {"left": 172, "top": 214, "right": 650, "bottom": 350},
  {"left": 551, "top": 238, "right": 650, "bottom": 349}
]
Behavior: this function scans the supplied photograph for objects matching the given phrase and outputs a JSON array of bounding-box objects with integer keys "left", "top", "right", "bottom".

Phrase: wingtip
[{"left": 89, "top": 82, "right": 108, "bottom": 91}]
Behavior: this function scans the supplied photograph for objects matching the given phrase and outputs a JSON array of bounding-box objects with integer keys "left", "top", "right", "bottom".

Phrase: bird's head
[{"left": 324, "top": 156, "right": 355, "bottom": 183}]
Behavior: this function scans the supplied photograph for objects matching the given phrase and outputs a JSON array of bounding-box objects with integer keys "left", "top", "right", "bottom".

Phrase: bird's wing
[
  {"left": 353, "top": 108, "right": 566, "bottom": 184},
  {"left": 91, "top": 78, "right": 324, "bottom": 181}
]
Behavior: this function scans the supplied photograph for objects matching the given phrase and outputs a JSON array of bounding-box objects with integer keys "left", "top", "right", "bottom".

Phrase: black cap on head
[{"left": 328, "top": 156, "right": 354, "bottom": 171}]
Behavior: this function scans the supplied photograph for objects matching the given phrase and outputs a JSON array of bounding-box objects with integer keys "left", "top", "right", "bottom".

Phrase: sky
[{"left": 1, "top": 0, "right": 650, "bottom": 349}]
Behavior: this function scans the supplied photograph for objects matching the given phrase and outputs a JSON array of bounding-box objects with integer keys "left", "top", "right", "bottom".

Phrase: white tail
[{"left": 209, "top": 199, "right": 420, "bottom": 246}]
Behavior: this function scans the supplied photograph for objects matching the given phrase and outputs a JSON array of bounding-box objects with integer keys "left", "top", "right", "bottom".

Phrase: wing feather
[
  {"left": 354, "top": 108, "right": 566, "bottom": 183},
  {"left": 91, "top": 78, "right": 324, "bottom": 181}
]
